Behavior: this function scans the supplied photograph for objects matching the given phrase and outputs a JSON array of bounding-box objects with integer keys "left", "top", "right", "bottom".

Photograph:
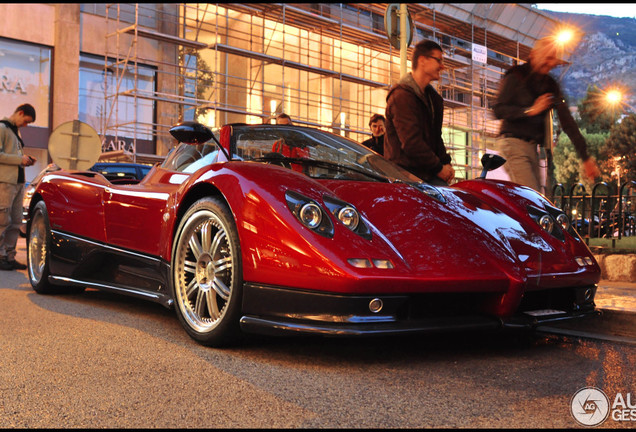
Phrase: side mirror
[
  {"left": 169, "top": 121, "right": 213, "bottom": 144},
  {"left": 479, "top": 153, "right": 506, "bottom": 179}
]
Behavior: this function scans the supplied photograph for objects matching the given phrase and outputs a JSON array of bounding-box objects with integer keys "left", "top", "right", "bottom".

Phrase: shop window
[
  {"left": 78, "top": 53, "right": 156, "bottom": 153},
  {"left": 0, "top": 38, "right": 50, "bottom": 129}
]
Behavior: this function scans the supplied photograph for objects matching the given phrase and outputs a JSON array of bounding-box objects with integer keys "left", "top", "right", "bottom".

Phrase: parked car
[{"left": 24, "top": 122, "right": 601, "bottom": 347}]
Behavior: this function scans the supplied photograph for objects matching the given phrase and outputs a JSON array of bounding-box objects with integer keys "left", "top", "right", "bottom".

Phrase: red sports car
[{"left": 25, "top": 121, "right": 601, "bottom": 346}]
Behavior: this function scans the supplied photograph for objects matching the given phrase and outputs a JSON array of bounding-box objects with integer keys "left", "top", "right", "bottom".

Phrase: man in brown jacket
[{"left": 384, "top": 40, "right": 454, "bottom": 185}]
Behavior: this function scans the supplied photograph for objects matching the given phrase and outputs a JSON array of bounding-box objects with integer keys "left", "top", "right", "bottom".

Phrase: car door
[{"left": 102, "top": 182, "right": 177, "bottom": 256}]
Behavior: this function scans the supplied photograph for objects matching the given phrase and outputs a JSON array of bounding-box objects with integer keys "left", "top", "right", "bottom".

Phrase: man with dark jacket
[
  {"left": 494, "top": 37, "right": 600, "bottom": 193},
  {"left": 384, "top": 40, "right": 454, "bottom": 185},
  {"left": 361, "top": 113, "right": 385, "bottom": 155},
  {"left": 0, "top": 104, "right": 36, "bottom": 271}
]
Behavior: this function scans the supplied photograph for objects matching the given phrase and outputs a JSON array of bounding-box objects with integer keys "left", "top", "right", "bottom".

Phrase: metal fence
[{"left": 552, "top": 181, "right": 636, "bottom": 240}]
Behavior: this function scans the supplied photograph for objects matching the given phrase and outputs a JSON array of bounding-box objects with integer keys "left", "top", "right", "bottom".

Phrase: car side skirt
[{"left": 48, "top": 230, "right": 173, "bottom": 308}]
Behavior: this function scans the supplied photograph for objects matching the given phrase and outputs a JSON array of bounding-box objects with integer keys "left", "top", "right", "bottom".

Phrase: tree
[
  {"left": 600, "top": 113, "right": 636, "bottom": 184},
  {"left": 577, "top": 85, "right": 623, "bottom": 134},
  {"left": 179, "top": 49, "right": 215, "bottom": 123},
  {"left": 553, "top": 129, "right": 607, "bottom": 191}
]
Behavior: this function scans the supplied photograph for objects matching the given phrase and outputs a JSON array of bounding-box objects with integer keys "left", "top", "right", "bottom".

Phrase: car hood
[{"left": 323, "top": 180, "right": 568, "bottom": 283}]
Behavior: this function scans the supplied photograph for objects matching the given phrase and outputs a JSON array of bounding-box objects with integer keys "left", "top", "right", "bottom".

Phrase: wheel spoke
[
  {"left": 213, "top": 256, "right": 233, "bottom": 274},
  {"left": 212, "top": 278, "right": 231, "bottom": 300},
  {"left": 194, "top": 289, "right": 206, "bottom": 317},
  {"left": 188, "top": 234, "right": 203, "bottom": 259},
  {"left": 210, "top": 230, "right": 227, "bottom": 256},
  {"left": 206, "top": 290, "right": 221, "bottom": 319},
  {"left": 184, "top": 259, "right": 197, "bottom": 275},
  {"left": 185, "top": 277, "right": 198, "bottom": 298},
  {"left": 200, "top": 221, "right": 213, "bottom": 253}
]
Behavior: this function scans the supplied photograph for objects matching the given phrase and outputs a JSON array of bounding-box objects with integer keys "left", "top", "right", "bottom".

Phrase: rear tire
[
  {"left": 27, "top": 201, "right": 54, "bottom": 293},
  {"left": 171, "top": 197, "right": 243, "bottom": 346}
]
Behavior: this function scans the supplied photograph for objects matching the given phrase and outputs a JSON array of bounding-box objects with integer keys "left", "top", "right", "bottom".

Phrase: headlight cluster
[
  {"left": 527, "top": 205, "right": 573, "bottom": 241},
  {"left": 285, "top": 191, "right": 371, "bottom": 239}
]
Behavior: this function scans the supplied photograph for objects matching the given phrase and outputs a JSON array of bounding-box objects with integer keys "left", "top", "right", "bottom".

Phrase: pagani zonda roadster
[{"left": 26, "top": 121, "right": 601, "bottom": 346}]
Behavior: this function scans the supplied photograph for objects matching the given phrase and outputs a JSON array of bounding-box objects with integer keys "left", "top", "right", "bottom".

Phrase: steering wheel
[{"left": 262, "top": 152, "right": 291, "bottom": 169}]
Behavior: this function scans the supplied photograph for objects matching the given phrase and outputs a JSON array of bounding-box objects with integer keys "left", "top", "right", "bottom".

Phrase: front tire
[{"left": 171, "top": 197, "right": 243, "bottom": 346}]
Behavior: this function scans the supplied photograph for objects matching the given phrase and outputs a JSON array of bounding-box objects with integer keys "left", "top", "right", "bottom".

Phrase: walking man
[{"left": 494, "top": 36, "right": 600, "bottom": 194}]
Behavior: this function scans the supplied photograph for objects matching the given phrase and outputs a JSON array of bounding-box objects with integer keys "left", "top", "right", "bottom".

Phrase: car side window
[{"left": 161, "top": 141, "right": 221, "bottom": 173}]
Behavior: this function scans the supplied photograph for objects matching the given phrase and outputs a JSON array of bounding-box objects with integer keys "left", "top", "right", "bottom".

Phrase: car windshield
[
  {"left": 233, "top": 125, "right": 421, "bottom": 183},
  {"left": 161, "top": 125, "right": 421, "bottom": 183}
]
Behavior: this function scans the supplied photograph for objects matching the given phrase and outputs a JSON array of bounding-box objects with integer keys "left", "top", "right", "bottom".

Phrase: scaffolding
[{"left": 100, "top": 3, "right": 559, "bottom": 177}]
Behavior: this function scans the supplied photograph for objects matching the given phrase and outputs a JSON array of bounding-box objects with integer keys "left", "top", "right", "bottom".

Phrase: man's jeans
[
  {"left": 0, "top": 182, "right": 25, "bottom": 262},
  {"left": 497, "top": 136, "right": 542, "bottom": 192}
]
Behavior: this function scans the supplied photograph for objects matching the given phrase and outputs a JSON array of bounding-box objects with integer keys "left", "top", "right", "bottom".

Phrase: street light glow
[
  {"left": 601, "top": 86, "right": 635, "bottom": 113},
  {"left": 556, "top": 29, "right": 574, "bottom": 45},
  {"left": 606, "top": 89, "right": 623, "bottom": 105}
]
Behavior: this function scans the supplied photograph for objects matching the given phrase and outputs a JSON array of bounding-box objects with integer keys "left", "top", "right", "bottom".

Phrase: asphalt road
[{"left": 1, "top": 242, "right": 635, "bottom": 428}]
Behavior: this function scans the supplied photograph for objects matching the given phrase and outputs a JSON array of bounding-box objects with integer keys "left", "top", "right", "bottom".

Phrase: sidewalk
[{"left": 596, "top": 280, "right": 636, "bottom": 315}]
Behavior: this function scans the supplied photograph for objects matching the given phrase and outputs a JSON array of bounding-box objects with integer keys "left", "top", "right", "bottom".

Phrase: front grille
[
  {"left": 517, "top": 286, "right": 596, "bottom": 313},
  {"left": 398, "top": 292, "right": 500, "bottom": 320}
]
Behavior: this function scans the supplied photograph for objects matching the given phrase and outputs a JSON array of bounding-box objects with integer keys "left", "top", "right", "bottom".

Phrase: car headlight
[
  {"left": 527, "top": 205, "right": 575, "bottom": 241},
  {"left": 323, "top": 195, "right": 371, "bottom": 239},
  {"left": 285, "top": 191, "right": 334, "bottom": 238},
  {"left": 285, "top": 191, "right": 372, "bottom": 239},
  {"left": 299, "top": 203, "right": 322, "bottom": 229},
  {"left": 539, "top": 214, "right": 554, "bottom": 234},
  {"left": 337, "top": 206, "right": 359, "bottom": 231},
  {"left": 556, "top": 213, "right": 570, "bottom": 231}
]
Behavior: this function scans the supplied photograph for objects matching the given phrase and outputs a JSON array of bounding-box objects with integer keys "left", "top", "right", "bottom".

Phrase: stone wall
[{"left": 593, "top": 254, "right": 636, "bottom": 282}]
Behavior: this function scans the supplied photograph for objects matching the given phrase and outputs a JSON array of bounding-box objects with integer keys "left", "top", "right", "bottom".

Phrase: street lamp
[
  {"left": 553, "top": 26, "right": 582, "bottom": 60},
  {"left": 555, "top": 28, "right": 575, "bottom": 46},
  {"left": 603, "top": 88, "right": 635, "bottom": 113}
]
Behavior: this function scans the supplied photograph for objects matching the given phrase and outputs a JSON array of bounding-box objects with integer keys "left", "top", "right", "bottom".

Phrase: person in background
[
  {"left": 493, "top": 36, "right": 600, "bottom": 194},
  {"left": 384, "top": 40, "right": 454, "bottom": 185},
  {"left": 0, "top": 104, "right": 37, "bottom": 271},
  {"left": 272, "top": 112, "right": 307, "bottom": 172},
  {"left": 276, "top": 113, "right": 293, "bottom": 125},
  {"left": 361, "top": 113, "right": 385, "bottom": 156}
]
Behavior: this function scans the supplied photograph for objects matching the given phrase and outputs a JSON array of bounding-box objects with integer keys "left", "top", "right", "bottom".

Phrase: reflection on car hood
[{"left": 323, "top": 180, "right": 560, "bottom": 280}]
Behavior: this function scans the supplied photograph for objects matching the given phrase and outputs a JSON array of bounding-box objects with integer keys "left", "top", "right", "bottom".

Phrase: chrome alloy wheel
[
  {"left": 27, "top": 201, "right": 54, "bottom": 293},
  {"left": 28, "top": 208, "right": 48, "bottom": 284},
  {"left": 173, "top": 203, "right": 238, "bottom": 336}
]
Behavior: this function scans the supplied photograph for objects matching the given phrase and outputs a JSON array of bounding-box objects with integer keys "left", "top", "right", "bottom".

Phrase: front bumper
[{"left": 239, "top": 283, "right": 598, "bottom": 337}]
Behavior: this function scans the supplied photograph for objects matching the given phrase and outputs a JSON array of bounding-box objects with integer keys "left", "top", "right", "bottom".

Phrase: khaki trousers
[
  {"left": 497, "top": 137, "right": 541, "bottom": 192},
  {"left": 0, "top": 182, "right": 25, "bottom": 261}
]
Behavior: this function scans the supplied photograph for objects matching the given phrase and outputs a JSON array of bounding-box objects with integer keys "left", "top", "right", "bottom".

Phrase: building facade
[{"left": 0, "top": 3, "right": 562, "bottom": 182}]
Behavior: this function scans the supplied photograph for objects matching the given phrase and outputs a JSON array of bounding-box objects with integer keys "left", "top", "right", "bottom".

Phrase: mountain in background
[{"left": 541, "top": 11, "right": 636, "bottom": 109}]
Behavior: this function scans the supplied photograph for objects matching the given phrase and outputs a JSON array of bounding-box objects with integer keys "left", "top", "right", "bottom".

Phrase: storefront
[{"left": 0, "top": 37, "right": 51, "bottom": 182}]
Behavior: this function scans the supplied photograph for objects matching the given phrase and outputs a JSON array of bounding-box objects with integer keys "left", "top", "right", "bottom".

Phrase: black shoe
[
  {"left": 7, "top": 260, "right": 26, "bottom": 270},
  {"left": 0, "top": 259, "right": 14, "bottom": 271},
  {"left": 8, "top": 260, "right": 27, "bottom": 270}
]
